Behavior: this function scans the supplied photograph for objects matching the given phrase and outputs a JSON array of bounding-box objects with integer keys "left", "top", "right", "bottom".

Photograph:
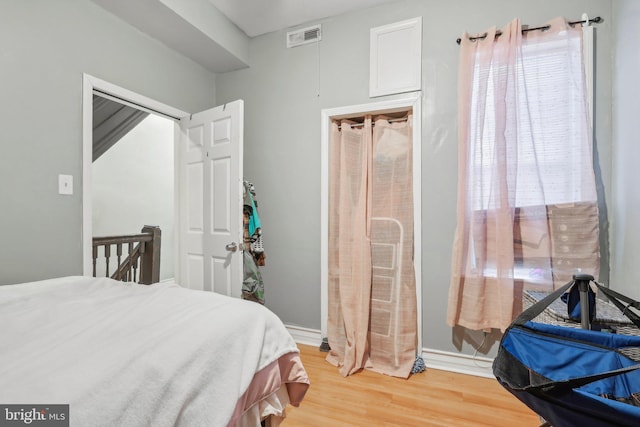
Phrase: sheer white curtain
[
  {"left": 447, "top": 17, "right": 599, "bottom": 331},
  {"left": 326, "top": 115, "right": 417, "bottom": 378}
]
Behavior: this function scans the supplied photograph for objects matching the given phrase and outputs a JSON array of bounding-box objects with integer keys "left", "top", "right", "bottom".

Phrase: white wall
[{"left": 92, "top": 115, "right": 175, "bottom": 281}]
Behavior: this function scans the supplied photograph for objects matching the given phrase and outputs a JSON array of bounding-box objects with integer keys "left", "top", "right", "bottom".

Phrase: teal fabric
[{"left": 247, "top": 191, "right": 261, "bottom": 236}]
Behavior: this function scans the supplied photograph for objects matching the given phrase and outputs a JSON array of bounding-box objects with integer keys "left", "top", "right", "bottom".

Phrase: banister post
[{"left": 140, "top": 225, "right": 161, "bottom": 284}]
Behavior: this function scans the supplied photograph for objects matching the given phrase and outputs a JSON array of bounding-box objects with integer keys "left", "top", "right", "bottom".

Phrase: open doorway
[
  {"left": 91, "top": 100, "right": 175, "bottom": 281},
  {"left": 83, "top": 75, "right": 245, "bottom": 296},
  {"left": 82, "top": 74, "right": 188, "bottom": 281}
]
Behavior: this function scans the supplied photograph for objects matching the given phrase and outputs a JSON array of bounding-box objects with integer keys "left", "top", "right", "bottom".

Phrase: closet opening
[{"left": 320, "top": 93, "right": 422, "bottom": 377}]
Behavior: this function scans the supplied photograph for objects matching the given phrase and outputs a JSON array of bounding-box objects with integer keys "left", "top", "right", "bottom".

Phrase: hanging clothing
[
  {"left": 242, "top": 180, "right": 266, "bottom": 304},
  {"left": 243, "top": 180, "right": 265, "bottom": 265},
  {"left": 242, "top": 251, "right": 264, "bottom": 304}
]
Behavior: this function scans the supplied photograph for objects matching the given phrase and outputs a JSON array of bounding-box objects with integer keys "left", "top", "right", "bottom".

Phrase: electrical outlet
[{"left": 58, "top": 174, "right": 73, "bottom": 195}]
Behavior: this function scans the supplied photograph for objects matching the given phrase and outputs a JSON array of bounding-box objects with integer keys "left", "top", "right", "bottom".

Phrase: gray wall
[
  {"left": 611, "top": 0, "right": 640, "bottom": 299},
  {"left": 0, "top": 0, "right": 216, "bottom": 285},
  {"left": 216, "top": 0, "right": 614, "bottom": 356},
  {"left": 0, "top": 0, "right": 620, "bottom": 359}
]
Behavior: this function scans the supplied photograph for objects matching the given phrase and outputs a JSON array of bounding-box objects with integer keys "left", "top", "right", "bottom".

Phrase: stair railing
[{"left": 92, "top": 225, "right": 161, "bottom": 284}]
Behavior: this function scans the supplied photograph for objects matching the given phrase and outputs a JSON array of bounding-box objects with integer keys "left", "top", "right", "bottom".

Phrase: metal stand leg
[
  {"left": 536, "top": 274, "right": 596, "bottom": 427},
  {"left": 574, "top": 273, "right": 595, "bottom": 330}
]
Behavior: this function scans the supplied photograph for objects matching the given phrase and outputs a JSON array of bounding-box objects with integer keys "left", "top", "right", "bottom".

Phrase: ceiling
[
  {"left": 91, "top": 0, "right": 400, "bottom": 73},
  {"left": 207, "top": 0, "right": 400, "bottom": 37}
]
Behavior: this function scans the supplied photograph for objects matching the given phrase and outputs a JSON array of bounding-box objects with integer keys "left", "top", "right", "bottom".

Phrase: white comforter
[{"left": 0, "top": 276, "right": 304, "bottom": 426}]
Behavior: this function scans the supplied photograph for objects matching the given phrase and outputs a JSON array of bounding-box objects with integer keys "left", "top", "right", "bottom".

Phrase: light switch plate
[{"left": 58, "top": 174, "right": 73, "bottom": 195}]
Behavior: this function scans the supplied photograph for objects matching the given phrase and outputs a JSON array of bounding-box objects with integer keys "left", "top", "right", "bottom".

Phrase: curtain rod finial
[{"left": 581, "top": 13, "right": 590, "bottom": 26}]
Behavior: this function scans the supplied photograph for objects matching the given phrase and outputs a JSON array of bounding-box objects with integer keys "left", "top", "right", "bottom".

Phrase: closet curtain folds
[
  {"left": 447, "top": 17, "right": 600, "bottom": 332},
  {"left": 326, "top": 115, "right": 417, "bottom": 378}
]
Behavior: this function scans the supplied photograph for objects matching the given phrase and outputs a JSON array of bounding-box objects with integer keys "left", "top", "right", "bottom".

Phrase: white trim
[
  {"left": 421, "top": 348, "right": 494, "bottom": 379},
  {"left": 92, "top": 90, "right": 182, "bottom": 122},
  {"left": 82, "top": 74, "right": 188, "bottom": 277},
  {"left": 369, "top": 17, "right": 422, "bottom": 98},
  {"left": 320, "top": 93, "right": 423, "bottom": 350},
  {"left": 285, "top": 324, "right": 494, "bottom": 379},
  {"left": 285, "top": 324, "right": 323, "bottom": 348},
  {"left": 82, "top": 75, "right": 93, "bottom": 276},
  {"left": 582, "top": 20, "right": 594, "bottom": 128}
]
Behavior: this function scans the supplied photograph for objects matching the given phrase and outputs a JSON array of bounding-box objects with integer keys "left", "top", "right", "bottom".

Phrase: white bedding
[{"left": 0, "top": 276, "right": 308, "bottom": 426}]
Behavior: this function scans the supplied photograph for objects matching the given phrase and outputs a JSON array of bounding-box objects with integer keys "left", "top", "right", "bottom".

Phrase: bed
[{"left": 0, "top": 276, "right": 309, "bottom": 426}]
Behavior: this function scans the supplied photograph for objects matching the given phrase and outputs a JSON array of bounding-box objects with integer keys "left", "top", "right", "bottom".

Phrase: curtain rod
[
  {"left": 455, "top": 16, "right": 602, "bottom": 45},
  {"left": 336, "top": 116, "right": 408, "bottom": 130}
]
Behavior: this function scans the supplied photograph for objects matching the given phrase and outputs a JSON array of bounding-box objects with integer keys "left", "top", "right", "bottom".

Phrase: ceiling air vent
[{"left": 286, "top": 24, "right": 322, "bottom": 48}]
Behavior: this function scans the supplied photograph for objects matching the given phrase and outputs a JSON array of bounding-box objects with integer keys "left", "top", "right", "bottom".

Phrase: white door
[{"left": 178, "top": 100, "right": 244, "bottom": 297}]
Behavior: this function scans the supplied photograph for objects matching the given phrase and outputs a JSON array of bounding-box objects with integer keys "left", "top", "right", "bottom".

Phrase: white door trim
[
  {"left": 320, "top": 92, "right": 423, "bottom": 351},
  {"left": 81, "top": 74, "right": 188, "bottom": 277}
]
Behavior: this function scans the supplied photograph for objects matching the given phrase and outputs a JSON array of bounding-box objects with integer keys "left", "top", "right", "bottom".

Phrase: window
[
  {"left": 469, "top": 31, "right": 595, "bottom": 211},
  {"left": 447, "top": 18, "right": 599, "bottom": 331}
]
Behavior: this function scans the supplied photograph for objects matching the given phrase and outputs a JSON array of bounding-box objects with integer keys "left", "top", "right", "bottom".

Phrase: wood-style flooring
[{"left": 283, "top": 344, "right": 541, "bottom": 427}]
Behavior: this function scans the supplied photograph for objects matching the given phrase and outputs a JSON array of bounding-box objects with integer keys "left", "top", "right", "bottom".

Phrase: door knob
[{"left": 225, "top": 242, "right": 238, "bottom": 252}]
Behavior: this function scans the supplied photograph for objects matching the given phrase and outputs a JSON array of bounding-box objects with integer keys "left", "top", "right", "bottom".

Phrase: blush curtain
[
  {"left": 447, "top": 18, "right": 599, "bottom": 332},
  {"left": 326, "top": 116, "right": 417, "bottom": 378}
]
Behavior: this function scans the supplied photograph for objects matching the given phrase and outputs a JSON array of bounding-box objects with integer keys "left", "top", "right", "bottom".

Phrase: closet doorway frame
[{"left": 320, "top": 92, "right": 423, "bottom": 352}]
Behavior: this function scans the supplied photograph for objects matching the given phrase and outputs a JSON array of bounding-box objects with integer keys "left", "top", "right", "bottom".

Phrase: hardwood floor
[{"left": 283, "top": 344, "right": 541, "bottom": 427}]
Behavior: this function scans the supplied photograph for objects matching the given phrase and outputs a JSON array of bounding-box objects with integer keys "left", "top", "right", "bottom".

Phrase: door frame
[
  {"left": 320, "top": 92, "right": 423, "bottom": 351},
  {"left": 81, "top": 74, "right": 188, "bottom": 278}
]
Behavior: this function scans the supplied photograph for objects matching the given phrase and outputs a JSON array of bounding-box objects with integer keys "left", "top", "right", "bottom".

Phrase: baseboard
[
  {"left": 285, "top": 324, "right": 495, "bottom": 378},
  {"left": 421, "top": 348, "right": 494, "bottom": 379},
  {"left": 285, "top": 324, "right": 323, "bottom": 348}
]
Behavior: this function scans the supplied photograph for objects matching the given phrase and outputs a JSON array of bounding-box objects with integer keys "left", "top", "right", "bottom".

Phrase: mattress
[{"left": 0, "top": 276, "right": 309, "bottom": 426}]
